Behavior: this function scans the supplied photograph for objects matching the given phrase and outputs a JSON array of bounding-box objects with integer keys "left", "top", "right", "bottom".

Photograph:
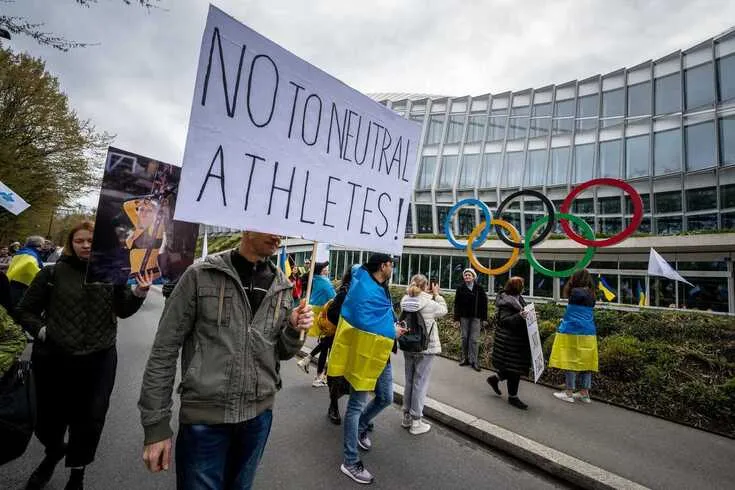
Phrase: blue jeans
[
  {"left": 343, "top": 362, "right": 393, "bottom": 465},
  {"left": 176, "top": 410, "right": 273, "bottom": 490},
  {"left": 565, "top": 371, "right": 592, "bottom": 390}
]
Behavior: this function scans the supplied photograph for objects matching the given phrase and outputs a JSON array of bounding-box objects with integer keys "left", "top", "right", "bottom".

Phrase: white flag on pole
[
  {"left": 202, "top": 230, "right": 209, "bottom": 259},
  {"left": 0, "top": 181, "right": 30, "bottom": 215},
  {"left": 647, "top": 248, "right": 693, "bottom": 286}
]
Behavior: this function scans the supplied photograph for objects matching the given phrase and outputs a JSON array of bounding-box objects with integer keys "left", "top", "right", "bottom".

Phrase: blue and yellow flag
[
  {"left": 597, "top": 275, "right": 616, "bottom": 301},
  {"left": 327, "top": 266, "right": 396, "bottom": 391},
  {"left": 278, "top": 246, "right": 292, "bottom": 278},
  {"left": 636, "top": 280, "right": 646, "bottom": 306},
  {"left": 549, "top": 299, "right": 598, "bottom": 372}
]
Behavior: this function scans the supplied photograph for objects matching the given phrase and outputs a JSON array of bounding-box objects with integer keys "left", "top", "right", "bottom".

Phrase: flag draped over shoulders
[
  {"left": 327, "top": 266, "right": 396, "bottom": 391},
  {"left": 549, "top": 288, "right": 598, "bottom": 372}
]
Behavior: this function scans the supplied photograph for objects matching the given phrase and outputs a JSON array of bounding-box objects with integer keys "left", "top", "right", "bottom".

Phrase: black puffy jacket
[
  {"left": 16, "top": 255, "right": 144, "bottom": 355},
  {"left": 491, "top": 292, "right": 531, "bottom": 375}
]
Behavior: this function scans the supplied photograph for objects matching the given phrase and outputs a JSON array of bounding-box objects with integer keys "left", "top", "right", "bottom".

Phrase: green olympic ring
[{"left": 524, "top": 213, "right": 597, "bottom": 278}]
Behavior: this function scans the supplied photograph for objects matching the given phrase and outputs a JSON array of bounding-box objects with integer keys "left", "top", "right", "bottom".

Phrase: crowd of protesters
[{"left": 0, "top": 221, "right": 602, "bottom": 489}]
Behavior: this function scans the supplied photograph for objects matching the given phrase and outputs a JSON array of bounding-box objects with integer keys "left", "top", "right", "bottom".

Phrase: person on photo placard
[
  {"left": 549, "top": 269, "right": 599, "bottom": 404},
  {"left": 297, "top": 261, "right": 336, "bottom": 387},
  {"left": 139, "top": 231, "right": 313, "bottom": 490},
  {"left": 486, "top": 276, "right": 532, "bottom": 410},
  {"left": 453, "top": 268, "right": 488, "bottom": 372},
  {"left": 399, "top": 274, "right": 447, "bottom": 435},
  {"left": 17, "top": 221, "right": 151, "bottom": 490}
]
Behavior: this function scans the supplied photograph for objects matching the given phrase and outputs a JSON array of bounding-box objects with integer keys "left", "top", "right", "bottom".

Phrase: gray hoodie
[{"left": 138, "top": 252, "right": 303, "bottom": 444}]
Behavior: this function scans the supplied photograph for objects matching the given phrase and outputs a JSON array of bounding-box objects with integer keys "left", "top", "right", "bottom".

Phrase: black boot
[
  {"left": 486, "top": 375, "right": 502, "bottom": 396},
  {"left": 26, "top": 446, "right": 66, "bottom": 490},
  {"left": 64, "top": 468, "right": 85, "bottom": 490},
  {"left": 327, "top": 402, "right": 341, "bottom": 425},
  {"left": 508, "top": 396, "right": 528, "bottom": 410}
]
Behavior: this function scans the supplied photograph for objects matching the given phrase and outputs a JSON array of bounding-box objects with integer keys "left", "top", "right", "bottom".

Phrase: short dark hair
[
  {"left": 365, "top": 253, "right": 394, "bottom": 273},
  {"left": 504, "top": 276, "right": 525, "bottom": 295}
]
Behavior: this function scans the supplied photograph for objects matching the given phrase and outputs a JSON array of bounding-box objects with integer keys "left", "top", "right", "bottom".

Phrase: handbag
[{"left": 0, "top": 359, "right": 36, "bottom": 465}]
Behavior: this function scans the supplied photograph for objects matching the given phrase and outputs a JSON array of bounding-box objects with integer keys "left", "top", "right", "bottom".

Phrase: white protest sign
[
  {"left": 175, "top": 6, "right": 421, "bottom": 255},
  {"left": 0, "top": 181, "right": 30, "bottom": 215},
  {"left": 524, "top": 303, "right": 545, "bottom": 383},
  {"left": 315, "top": 243, "right": 330, "bottom": 263}
]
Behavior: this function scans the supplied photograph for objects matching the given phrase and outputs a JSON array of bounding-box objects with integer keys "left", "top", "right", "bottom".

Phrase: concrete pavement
[
  {"left": 0, "top": 290, "right": 566, "bottom": 490},
  {"left": 302, "top": 336, "right": 735, "bottom": 490}
]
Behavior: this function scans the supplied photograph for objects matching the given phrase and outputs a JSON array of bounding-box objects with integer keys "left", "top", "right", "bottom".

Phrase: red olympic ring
[{"left": 559, "top": 178, "right": 643, "bottom": 247}]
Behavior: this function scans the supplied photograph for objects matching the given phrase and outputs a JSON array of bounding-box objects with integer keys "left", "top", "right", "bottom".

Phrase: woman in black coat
[
  {"left": 486, "top": 276, "right": 532, "bottom": 410},
  {"left": 16, "top": 221, "right": 151, "bottom": 490}
]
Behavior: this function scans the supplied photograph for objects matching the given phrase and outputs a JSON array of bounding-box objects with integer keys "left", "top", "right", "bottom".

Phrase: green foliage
[{"left": 599, "top": 335, "right": 644, "bottom": 381}]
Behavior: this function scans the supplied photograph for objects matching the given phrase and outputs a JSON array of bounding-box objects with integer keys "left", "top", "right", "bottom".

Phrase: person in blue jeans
[
  {"left": 339, "top": 254, "right": 406, "bottom": 485},
  {"left": 138, "top": 232, "right": 314, "bottom": 490}
]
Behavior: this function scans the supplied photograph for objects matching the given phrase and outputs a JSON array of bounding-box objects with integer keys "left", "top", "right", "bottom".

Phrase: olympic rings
[
  {"left": 444, "top": 198, "right": 493, "bottom": 250},
  {"left": 494, "top": 189, "right": 556, "bottom": 248},
  {"left": 441, "top": 178, "right": 642, "bottom": 279},
  {"left": 467, "top": 220, "right": 521, "bottom": 275},
  {"left": 524, "top": 213, "right": 596, "bottom": 278},
  {"left": 560, "top": 178, "right": 643, "bottom": 247}
]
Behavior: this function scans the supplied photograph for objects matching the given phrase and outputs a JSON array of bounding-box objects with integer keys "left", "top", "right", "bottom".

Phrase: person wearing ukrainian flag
[
  {"left": 297, "top": 261, "right": 336, "bottom": 386},
  {"left": 549, "top": 269, "right": 598, "bottom": 404},
  {"left": 329, "top": 253, "right": 406, "bottom": 485},
  {"left": 6, "top": 235, "right": 45, "bottom": 308}
]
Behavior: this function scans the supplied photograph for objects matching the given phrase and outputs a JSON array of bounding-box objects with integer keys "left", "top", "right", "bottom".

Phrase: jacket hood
[
  {"left": 400, "top": 291, "right": 432, "bottom": 312},
  {"left": 496, "top": 291, "right": 523, "bottom": 312},
  {"left": 200, "top": 251, "right": 291, "bottom": 293}
]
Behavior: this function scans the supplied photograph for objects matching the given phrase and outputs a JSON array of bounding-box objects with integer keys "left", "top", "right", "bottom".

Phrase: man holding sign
[{"left": 138, "top": 231, "right": 313, "bottom": 488}]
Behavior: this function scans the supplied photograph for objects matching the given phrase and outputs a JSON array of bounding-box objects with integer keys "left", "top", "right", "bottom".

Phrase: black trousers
[
  {"left": 31, "top": 344, "right": 117, "bottom": 467},
  {"left": 310, "top": 336, "right": 334, "bottom": 374},
  {"left": 497, "top": 369, "right": 521, "bottom": 397}
]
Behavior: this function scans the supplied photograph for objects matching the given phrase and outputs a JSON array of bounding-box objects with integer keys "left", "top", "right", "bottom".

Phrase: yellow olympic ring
[{"left": 466, "top": 219, "right": 520, "bottom": 276}]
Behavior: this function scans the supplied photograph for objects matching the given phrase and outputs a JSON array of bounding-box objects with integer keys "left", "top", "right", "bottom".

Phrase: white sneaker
[
  {"left": 401, "top": 412, "right": 412, "bottom": 429},
  {"left": 409, "top": 418, "right": 431, "bottom": 435},
  {"left": 311, "top": 376, "right": 327, "bottom": 387},
  {"left": 296, "top": 356, "right": 310, "bottom": 374},
  {"left": 573, "top": 392, "right": 592, "bottom": 403},
  {"left": 553, "top": 391, "right": 575, "bottom": 403}
]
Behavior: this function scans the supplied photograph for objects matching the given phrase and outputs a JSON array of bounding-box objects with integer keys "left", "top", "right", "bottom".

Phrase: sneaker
[
  {"left": 486, "top": 375, "right": 502, "bottom": 396},
  {"left": 401, "top": 412, "right": 412, "bottom": 428},
  {"left": 312, "top": 376, "right": 327, "bottom": 387},
  {"left": 297, "top": 356, "right": 311, "bottom": 374},
  {"left": 357, "top": 432, "right": 372, "bottom": 451},
  {"left": 553, "top": 391, "right": 575, "bottom": 403},
  {"left": 26, "top": 448, "right": 66, "bottom": 490},
  {"left": 573, "top": 392, "right": 592, "bottom": 404},
  {"left": 508, "top": 397, "right": 528, "bottom": 410},
  {"left": 409, "top": 418, "right": 431, "bottom": 435},
  {"left": 472, "top": 364, "right": 482, "bottom": 372},
  {"left": 340, "top": 461, "right": 374, "bottom": 485}
]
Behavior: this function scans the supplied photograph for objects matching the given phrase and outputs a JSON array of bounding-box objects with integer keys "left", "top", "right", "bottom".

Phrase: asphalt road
[{"left": 0, "top": 290, "right": 568, "bottom": 489}]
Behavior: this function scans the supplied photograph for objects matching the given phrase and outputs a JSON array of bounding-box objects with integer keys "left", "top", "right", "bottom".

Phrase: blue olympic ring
[{"left": 444, "top": 198, "right": 493, "bottom": 250}]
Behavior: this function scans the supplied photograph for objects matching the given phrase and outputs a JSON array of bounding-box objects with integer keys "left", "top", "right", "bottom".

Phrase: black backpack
[{"left": 397, "top": 309, "right": 430, "bottom": 353}]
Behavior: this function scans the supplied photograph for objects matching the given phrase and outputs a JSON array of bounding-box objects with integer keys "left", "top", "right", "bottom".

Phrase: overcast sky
[{"left": 4, "top": 0, "right": 735, "bottom": 186}]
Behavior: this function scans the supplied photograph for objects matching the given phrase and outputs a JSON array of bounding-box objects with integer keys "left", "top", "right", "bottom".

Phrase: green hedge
[{"left": 389, "top": 285, "right": 735, "bottom": 437}]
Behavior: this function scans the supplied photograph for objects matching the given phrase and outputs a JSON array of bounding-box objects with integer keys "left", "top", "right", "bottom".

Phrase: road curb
[{"left": 298, "top": 348, "right": 648, "bottom": 490}]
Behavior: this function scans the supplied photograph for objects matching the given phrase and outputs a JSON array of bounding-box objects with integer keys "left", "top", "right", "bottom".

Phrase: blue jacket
[{"left": 309, "top": 275, "right": 336, "bottom": 307}]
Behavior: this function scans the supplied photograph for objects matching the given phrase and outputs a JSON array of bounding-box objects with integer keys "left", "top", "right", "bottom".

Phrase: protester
[
  {"left": 324, "top": 267, "right": 355, "bottom": 425},
  {"left": 9, "top": 242, "right": 21, "bottom": 256},
  {"left": 290, "top": 268, "right": 303, "bottom": 306},
  {"left": 453, "top": 268, "right": 488, "bottom": 371},
  {"left": 0, "top": 245, "right": 11, "bottom": 268},
  {"left": 6, "top": 235, "right": 45, "bottom": 308},
  {"left": 334, "top": 253, "right": 406, "bottom": 485},
  {"left": 549, "top": 269, "right": 599, "bottom": 404},
  {"left": 298, "top": 261, "right": 336, "bottom": 387},
  {"left": 486, "top": 277, "right": 532, "bottom": 410},
  {"left": 399, "top": 274, "right": 447, "bottom": 435},
  {"left": 138, "top": 231, "right": 313, "bottom": 490},
  {"left": 17, "top": 221, "right": 150, "bottom": 489}
]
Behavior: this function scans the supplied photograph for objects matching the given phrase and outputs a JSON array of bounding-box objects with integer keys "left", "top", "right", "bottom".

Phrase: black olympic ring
[{"left": 494, "top": 189, "right": 556, "bottom": 249}]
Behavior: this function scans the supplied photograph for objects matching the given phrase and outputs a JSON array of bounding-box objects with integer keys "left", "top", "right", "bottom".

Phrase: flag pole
[{"left": 299, "top": 241, "right": 319, "bottom": 341}]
